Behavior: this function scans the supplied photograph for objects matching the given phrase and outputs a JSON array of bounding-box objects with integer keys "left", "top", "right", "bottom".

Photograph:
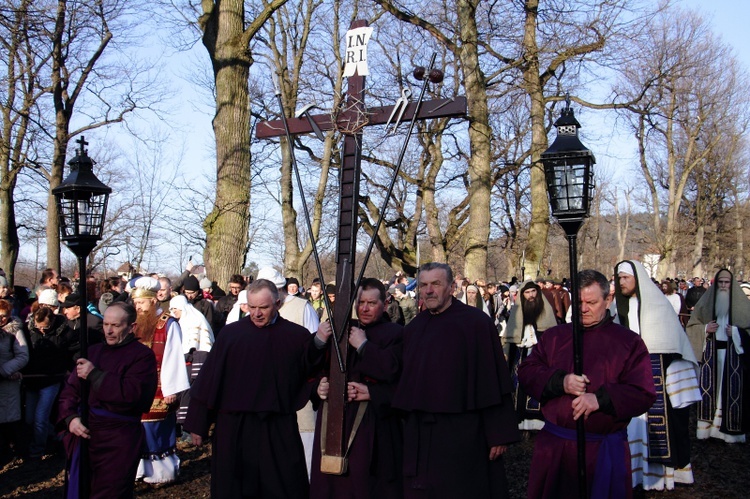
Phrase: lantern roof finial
[{"left": 76, "top": 135, "right": 89, "bottom": 156}]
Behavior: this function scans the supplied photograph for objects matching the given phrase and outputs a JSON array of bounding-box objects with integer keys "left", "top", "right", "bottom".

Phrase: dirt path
[{"left": 2, "top": 429, "right": 748, "bottom": 498}]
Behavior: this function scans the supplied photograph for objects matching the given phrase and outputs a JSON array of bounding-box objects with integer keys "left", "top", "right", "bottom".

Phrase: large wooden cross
[{"left": 256, "top": 20, "right": 466, "bottom": 471}]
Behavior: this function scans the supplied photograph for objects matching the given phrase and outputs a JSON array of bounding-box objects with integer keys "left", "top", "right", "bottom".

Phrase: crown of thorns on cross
[{"left": 330, "top": 94, "right": 369, "bottom": 135}]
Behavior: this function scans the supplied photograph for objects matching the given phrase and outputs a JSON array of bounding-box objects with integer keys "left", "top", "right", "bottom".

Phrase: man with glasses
[
  {"left": 215, "top": 274, "right": 245, "bottom": 334},
  {"left": 687, "top": 269, "right": 750, "bottom": 442}
]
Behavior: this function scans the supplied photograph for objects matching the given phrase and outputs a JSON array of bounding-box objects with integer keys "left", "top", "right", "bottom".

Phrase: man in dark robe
[
  {"left": 57, "top": 302, "right": 157, "bottom": 498},
  {"left": 184, "top": 279, "right": 332, "bottom": 498},
  {"left": 311, "top": 278, "right": 403, "bottom": 498},
  {"left": 518, "top": 270, "right": 656, "bottom": 499},
  {"left": 614, "top": 260, "right": 699, "bottom": 491},
  {"left": 392, "top": 262, "right": 520, "bottom": 499},
  {"left": 686, "top": 268, "right": 750, "bottom": 442}
]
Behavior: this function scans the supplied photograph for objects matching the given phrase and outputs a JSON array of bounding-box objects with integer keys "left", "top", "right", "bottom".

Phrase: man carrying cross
[{"left": 310, "top": 278, "right": 403, "bottom": 498}]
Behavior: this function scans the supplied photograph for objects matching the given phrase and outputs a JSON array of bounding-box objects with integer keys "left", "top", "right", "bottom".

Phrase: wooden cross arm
[{"left": 255, "top": 96, "right": 467, "bottom": 139}]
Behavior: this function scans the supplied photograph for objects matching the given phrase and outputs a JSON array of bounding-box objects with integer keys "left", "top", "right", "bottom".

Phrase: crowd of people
[{"left": 0, "top": 260, "right": 748, "bottom": 498}]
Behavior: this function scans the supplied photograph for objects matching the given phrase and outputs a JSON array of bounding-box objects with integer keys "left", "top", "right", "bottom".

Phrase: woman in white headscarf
[
  {"left": 459, "top": 285, "right": 491, "bottom": 316},
  {"left": 169, "top": 295, "right": 214, "bottom": 354},
  {"left": 225, "top": 290, "right": 249, "bottom": 325}
]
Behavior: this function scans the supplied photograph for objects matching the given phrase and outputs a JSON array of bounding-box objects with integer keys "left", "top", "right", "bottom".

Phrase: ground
[{"left": 1, "top": 423, "right": 749, "bottom": 498}]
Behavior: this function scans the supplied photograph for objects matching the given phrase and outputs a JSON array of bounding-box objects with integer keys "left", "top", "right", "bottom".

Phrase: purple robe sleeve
[
  {"left": 88, "top": 348, "right": 157, "bottom": 414},
  {"left": 57, "top": 371, "right": 82, "bottom": 431},
  {"left": 517, "top": 333, "right": 560, "bottom": 402},
  {"left": 602, "top": 336, "right": 656, "bottom": 419}
]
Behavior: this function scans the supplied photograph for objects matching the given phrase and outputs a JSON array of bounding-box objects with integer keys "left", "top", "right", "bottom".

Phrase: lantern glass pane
[
  {"left": 56, "top": 192, "right": 108, "bottom": 239},
  {"left": 548, "top": 160, "right": 586, "bottom": 213}
]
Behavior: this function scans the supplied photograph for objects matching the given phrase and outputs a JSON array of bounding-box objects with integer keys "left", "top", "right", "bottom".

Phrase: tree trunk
[
  {"left": 522, "top": 0, "right": 549, "bottom": 281},
  {"left": 691, "top": 225, "right": 704, "bottom": 278},
  {"left": 457, "top": 0, "right": 491, "bottom": 280},
  {"left": 0, "top": 179, "right": 19, "bottom": 285},
  {"left": 203, "top": 57, "right": 251, "bottom": 287},
  {"left": 47, "top": 124, "right": 68, "bottom": 273},
  {"left": 734, "top": 199, "right": 745, "bottom": 278},
  {"left": 200, "top": 1, "right": 254, "bottom": 286}
]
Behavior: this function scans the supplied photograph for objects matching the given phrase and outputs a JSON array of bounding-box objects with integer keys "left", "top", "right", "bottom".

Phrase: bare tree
[
  {"left": 610, "top": 186, "right": 633, "bottom": 264},
  {"left": 261, "top": 0, "right": 342, "bottom": 281},
  {"left": 371, "top": 0, "right": 656, "bottom": 280},
  {"left": 0, "top": 1, "right": 51, "bottom": 286},
  {"left": 45, "top": 0, "right": 162, "bottom": 271},
  {"left": 616, "top": 9, "right": 747, "bottom": 278}
]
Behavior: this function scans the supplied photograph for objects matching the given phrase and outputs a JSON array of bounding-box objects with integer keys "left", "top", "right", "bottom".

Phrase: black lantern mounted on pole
[
  {"left": 52, "top": 135, "right": 110, "bottom": 496},
  {"left": 541, "top": 95, "right": 595, "bottom": 499}
]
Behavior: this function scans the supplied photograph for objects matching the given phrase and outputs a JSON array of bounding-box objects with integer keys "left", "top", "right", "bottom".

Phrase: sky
[
  {"left": 681, "top": 0, "right": 750, "bottom": 69},
  {"left": 52, "top": 0, "right": 750, "bottom": 276}
]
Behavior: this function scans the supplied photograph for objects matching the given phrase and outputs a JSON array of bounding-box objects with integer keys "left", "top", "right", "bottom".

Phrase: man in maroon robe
[
  {"left": 518, "top": 270, "right": 656, "bottom": 499},
  {"left": 57, "top": 302, "right": 157, "bottom": 499},
  {"left": 184, "top": 279, "right": 332, "bottom": 498},
  {"left": 393, "top": 262, "right": 520, "bottom": 499},
  {"left": 311, "top": 278, "right": 403, "bottom": 498}
]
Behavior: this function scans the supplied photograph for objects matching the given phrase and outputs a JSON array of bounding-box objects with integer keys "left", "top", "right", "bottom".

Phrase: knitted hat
[{"left": 183, "top": 275, "right": 201, "bottom": 291}]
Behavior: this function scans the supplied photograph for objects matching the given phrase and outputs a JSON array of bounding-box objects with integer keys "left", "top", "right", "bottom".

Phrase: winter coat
[{"left": 0, "top": 318, "right": 29, "bottom": 423}]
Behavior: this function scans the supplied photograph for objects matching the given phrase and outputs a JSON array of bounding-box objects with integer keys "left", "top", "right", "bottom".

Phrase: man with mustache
[{"left": 131, "top": 276, "right": 190, "bottom": 485}]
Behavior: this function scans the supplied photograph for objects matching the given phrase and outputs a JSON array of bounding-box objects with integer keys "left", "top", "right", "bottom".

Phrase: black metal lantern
[
  {"left": 541, "top": 97, "right": 596, "bottom": 499},
  {"left": 51, "top": 136, "right": 111, "bottom": 496},
  {"left": 541, "top": 97, "right": 595, "bottom": 234},
  {"left": 52, "top": 136, "right": 111, "bottom": 257}
]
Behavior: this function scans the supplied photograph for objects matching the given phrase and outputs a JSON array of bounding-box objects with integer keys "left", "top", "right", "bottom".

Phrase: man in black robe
[
  {"left": 57, "top": 302, "right": 157, "bottom": 498},
  {"left": 184, "top": 279, "right": 332, "bottom": 498},
  {"left": 392, "top": 262, "right": 520, "bottom": 498},
  {"left": 311, "top": 278, "right": 403, "bottom": 498}
]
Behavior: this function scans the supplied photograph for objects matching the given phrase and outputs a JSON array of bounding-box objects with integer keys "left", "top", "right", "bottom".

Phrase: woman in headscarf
[
  {"left": 225, "top": 290, "right": 249, "bottom": 325},
  {"left": 459, "top": 285, "right": 491, "bottom": 316},
  {"left": 169, "top": 295, "right": 214, "bottom": 355}
]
